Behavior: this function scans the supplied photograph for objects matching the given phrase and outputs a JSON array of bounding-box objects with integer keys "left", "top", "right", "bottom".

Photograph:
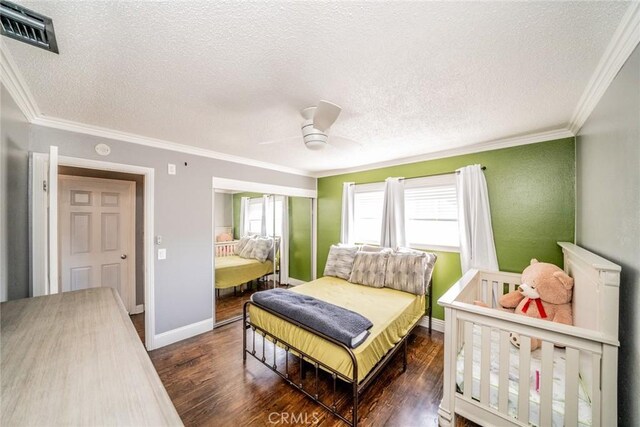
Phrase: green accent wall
[
  {"left": 289, "top": 197, "right": 312, "bottom": 281},
  {"left": 232, "top": 193, "right": 312, "bottom": 282},
  {"left": 317, "top": 138, "right": 575, "bottom": 320}
]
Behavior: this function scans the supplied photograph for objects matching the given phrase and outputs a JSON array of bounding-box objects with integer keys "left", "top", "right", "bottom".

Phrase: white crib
[
  {"left": 438, "top": 242, "right": 620, "bottom": 427},
  {"left": 215, "top": 240, "right": 238, "bottom": 257}
]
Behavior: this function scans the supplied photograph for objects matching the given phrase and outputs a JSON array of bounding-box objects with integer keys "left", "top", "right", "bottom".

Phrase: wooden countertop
[{"left": 1, "top": 288, "right": 182, "bottom": 426}]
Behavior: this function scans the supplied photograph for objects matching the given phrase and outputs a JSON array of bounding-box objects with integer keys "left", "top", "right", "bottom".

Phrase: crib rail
[
  {"left": 438, "top": 268, "right": 619, "bottom": 427},
  {"left": 215, "top": 240, "right": 238, "bottom": 257},
  {"left": 456, "top": 310, "right": 602, "bottom": 426}
]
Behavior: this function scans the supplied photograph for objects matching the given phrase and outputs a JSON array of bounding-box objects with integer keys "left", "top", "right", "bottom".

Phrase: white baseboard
[
  {"left": 153, "top": 317, "right": 213, "bottom": 349},
  {"left": 286, "top": 278, "right": 307, "bottom": 286},
  {"left": 419, "top": 316, "right": 444, "bottom": 333},
  {"left": 130, "top": 304, "right": 144, "bottom": 315}
]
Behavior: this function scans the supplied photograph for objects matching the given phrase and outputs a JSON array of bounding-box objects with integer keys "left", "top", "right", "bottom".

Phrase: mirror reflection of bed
[{"left": 213, "top": 190, "right": 312, "bottom": 324}]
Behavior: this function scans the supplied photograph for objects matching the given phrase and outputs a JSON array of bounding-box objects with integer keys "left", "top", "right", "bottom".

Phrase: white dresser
[{"left": 1, "top": 287, "right": 182, "bottom": 426}]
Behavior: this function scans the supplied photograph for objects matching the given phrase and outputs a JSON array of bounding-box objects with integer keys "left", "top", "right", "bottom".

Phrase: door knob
[{"left": 121, "top": 254, "right": 127, "bottom": 259}]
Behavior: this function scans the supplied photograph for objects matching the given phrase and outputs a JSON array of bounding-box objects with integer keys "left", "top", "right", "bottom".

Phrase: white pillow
[
  {"left": 251, "top": 237, "right": 274, "bottom": 263},
  {"left": 324, "top": 245, "right": 359, "bottom": 280},
  {"left": 239, "top": 238, "right": 256, "bottom": 259},
  {"left": 235, "top": 235, "right": 254, "bottom": 255},
  {"left": 348, "top": 252, "right": 389, "bottom": 288}
]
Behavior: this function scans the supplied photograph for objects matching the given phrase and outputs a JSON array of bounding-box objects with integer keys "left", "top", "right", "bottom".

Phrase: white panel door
[{"left": 59, "top": 175, "right": 136, "bottom": 312}]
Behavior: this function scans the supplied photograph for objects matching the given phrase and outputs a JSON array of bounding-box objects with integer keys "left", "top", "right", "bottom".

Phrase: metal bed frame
[
  {"left": 242, "top": 280, "right": 433, "bottom": 426},
  {"left": 215, "top": 237, "right": 282, "bottom": 299}
]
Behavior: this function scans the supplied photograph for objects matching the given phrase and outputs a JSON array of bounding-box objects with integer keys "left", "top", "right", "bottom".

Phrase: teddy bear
[{"left": 476, "top": 259, "right": 574, "bottom": 350}]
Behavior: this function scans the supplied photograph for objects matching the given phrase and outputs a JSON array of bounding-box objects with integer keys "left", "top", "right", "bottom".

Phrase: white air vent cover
[{"left": 0, "top": 1, "right": 58, "bottom": 54}]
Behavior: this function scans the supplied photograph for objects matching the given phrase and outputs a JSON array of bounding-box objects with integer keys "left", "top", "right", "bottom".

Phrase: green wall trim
[{"left": 317, "top": 138, "right": 576, "bottom": 320}]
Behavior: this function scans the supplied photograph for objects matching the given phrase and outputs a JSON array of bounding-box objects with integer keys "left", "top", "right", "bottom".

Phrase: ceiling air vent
[{"left": 0, "top": 1, "right": 58, "bottom": 54}]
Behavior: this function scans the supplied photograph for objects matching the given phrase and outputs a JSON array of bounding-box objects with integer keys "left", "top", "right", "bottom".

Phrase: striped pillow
[
  {"left": 235, "top": 235, "right": 254, "bottom": 255},
  {"left": 239, "top": 238, "right": 256, "bottom": 259},
  {"left": 323, "top": 245, "right": 359, "bottom": 280},
  {"left": 359, "top": 245, "right": 393, "bottom": 254},
  {"left": 349, "top": 252, "right": 389, "bottom": 288},
  {"left": 384, "top": 251, "right": 437, "bottom": 295}
]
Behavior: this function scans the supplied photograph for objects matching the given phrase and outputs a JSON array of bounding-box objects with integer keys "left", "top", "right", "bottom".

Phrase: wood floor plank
[{"left": 131, "top": 314, "right": 477, "bottom": 427}]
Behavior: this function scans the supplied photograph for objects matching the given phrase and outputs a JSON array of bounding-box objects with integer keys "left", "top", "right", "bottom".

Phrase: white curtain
[
  {"left": 280, "top": 196, "right": 290, "bottom": 285},
  {"left": 380, "top": 177, "right": 406, "bottom": 248},
  {"left": 456, "top": 165, "right": 499, "bottom": 274},
  {"left": 260, "top": 195, "right": 269, "bottom": 236},
  {"left": 340, "top": 182, "right": 355, "bottom": 244},
  {"left": 239, "top": 197, "right": 250, "bottom": 237}
]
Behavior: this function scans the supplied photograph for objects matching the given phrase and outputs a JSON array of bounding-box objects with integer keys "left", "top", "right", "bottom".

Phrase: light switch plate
[
  {"left": 167, "top": 164, "right": 176, "bottom": 175},
  {"left": 158, "top": 248, "right": 167, "bottom": 260}
]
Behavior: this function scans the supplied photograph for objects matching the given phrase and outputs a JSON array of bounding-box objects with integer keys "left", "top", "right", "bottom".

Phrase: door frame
[
  {"left": 211, "top": 177, "right": 317, "bottom": 326},
  {"left": 31, "top": 154, "right": 156, "bottom": 350}
]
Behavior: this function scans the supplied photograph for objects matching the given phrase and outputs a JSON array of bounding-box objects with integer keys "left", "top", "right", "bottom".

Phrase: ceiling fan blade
[
  {"left": 329, "top": 135, "right": 363, "bottom": 149},
  {"left": 313, "top": 100, "right": 342, "bottom": 132},
  {"left": 258, "top": 136, "right": 299, "bottom": 145}
]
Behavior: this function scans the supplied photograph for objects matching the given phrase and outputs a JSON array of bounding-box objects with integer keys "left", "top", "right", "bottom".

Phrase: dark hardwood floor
[
  {"left": 130, "top": 314, "right": 477, "bottom": 426},
  {"left": 216, "top": 281, "right": 289, "bottom": 323}
]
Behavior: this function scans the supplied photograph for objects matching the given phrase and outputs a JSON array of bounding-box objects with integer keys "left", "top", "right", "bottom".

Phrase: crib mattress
[
  {"left": 456, "top": 326, "right": 592, "bottom": 427},
  {"left": 215, "top": 255, "right": 273, "bottom": 289},
  {"left": 249, "top": 276, "right": 425, "bottom": 382}
]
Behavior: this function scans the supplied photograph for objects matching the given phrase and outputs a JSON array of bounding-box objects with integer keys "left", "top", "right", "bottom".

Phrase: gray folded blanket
[{"left": 251, "top": 288, "right": 373, "bottom": 348}]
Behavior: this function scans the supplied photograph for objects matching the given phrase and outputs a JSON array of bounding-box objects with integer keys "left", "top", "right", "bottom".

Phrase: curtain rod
[
  {"left": 346, "top": 166, "right": 486, "bottom": 185},
  {"left": 398, "top": 166, "right": 486, "bottom": 181}
]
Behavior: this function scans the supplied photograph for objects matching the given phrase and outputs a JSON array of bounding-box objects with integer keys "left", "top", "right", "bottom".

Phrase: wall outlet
[
  {"left": 158, "top": 248, "right": 167, "bottom": 260},
  {"left": 167, "top": 164, "right": 176, "bottom": 175}
]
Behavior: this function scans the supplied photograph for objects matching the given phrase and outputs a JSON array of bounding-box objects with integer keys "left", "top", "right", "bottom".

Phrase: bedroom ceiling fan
[{"left": 259, "top": 100, "right": 361, "bottom": 150}]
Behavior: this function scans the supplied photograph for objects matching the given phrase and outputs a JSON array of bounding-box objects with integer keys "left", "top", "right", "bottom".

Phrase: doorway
[
  {"left": 58, "top": 167, "right": 144, "bottom": 315},
  {"left": 30, "top": 152, "right": 156, "bottom": 350}
]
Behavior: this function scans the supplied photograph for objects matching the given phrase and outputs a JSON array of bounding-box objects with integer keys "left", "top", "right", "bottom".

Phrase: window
[
  {"left": 246, "top": 196, "right": 284, "bottom": 237},
  {"left": 349, "top": 175, "right": 460, "bottom": 250},
  {"left": 247, "top": 198, "right": 263, "bottom": 235},
  {"left": 353, "top": 183, "right": 384, "bottom": 244},
  {"left": 405, "top": 175, "right": 459, "bottom": 249}
]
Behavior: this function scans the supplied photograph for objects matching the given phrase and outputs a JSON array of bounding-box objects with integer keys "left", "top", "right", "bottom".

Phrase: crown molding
[
  {"left": 568, "top": 2, "right": 640, "bottom": 135},
  {"left": 0, "top": 42, "right": 40, "bottom": 121},
  {"left": 313, "top": 128, "right": 574, "bottom": 178},
  {"left": 1, "top": 41, "right": 313, "bottom": 177},
  {"left": 31, "top": 115, "right": 314, "bottom": 177}
]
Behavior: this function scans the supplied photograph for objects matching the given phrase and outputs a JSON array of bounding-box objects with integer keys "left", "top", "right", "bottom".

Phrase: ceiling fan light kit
[
  {"left": 300, "top": 100, "right": 341, "bottom": 150},
  {"left": 257, "top": 100, "right": 345, "bottom": 150},
  {"left": 301, "top": 121, "right": 328, "bottom": 150}
]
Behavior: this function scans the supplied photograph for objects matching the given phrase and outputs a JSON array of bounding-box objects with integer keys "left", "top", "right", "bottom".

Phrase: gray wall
[
  {"left": 27, "top": 123, "right": 315, "bottom": 334},
  {"left": 1, "top": 85, "right": 30, "bottom": 301},
  {"left": 576, "top": 45, "right": 640, "bottom": 427},
  {"left": 1, "top": 83, "right": 315, "bottom": 335},
  {"left": 214, "top": 192, "right": 233, "bottom": 230}
]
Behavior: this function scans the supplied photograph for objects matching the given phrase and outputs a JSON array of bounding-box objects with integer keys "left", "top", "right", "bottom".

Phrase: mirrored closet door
[{"left": 213, "top": 189, "right": 313, "bottom": 325}]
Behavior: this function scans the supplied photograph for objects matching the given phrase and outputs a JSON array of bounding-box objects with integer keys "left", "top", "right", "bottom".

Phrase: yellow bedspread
[
  {"left": 248, "top": 276, "right": 425, "bottom": 382},
  {"left": 215, "top": 255, "right": 273, "bottom": 289}
]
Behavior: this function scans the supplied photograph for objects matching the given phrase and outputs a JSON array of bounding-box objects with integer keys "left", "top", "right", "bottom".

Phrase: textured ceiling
[{"left": 4, "top": 1, "right": 630, "bottom": 173}]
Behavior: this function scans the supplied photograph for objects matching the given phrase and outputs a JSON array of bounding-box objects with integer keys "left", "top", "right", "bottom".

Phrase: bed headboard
[{"left": 559, "top": 242, "right": 621, "bottom": 341}]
